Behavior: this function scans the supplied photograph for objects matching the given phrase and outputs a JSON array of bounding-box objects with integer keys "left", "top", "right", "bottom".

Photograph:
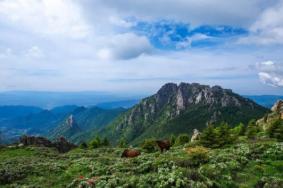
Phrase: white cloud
[
  {"left": 257, "top": 61, "right": 283, "bottom": 87},
  {"left": 96, "top": 33, "right": 152, "bottom": 60},
  {"left": 0, "top": 0, "right": 90, "bottom": 38},
  {"left": 97, "top": 0, "right": 268, "bottom": 27},
  {"left": 176, "top": 34, "right": 211, "bottom": 49},
  {"left": 240, "top": 1, "right": 283, "bottom": 45}
]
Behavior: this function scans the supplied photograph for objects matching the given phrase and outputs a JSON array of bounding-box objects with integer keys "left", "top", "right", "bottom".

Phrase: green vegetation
[
  {"left": 1, "top": 111, "right": 283, "bottom": 187},
  {"left": 1, "top": 140, "right": 282, "bottom": 188},
  {"left": 175, "top": 134, "right": 190, "bottom": 146}
]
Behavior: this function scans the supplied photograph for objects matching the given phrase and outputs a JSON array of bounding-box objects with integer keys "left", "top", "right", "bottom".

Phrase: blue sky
[{"left": 0, "top": 0, "right": 283, "bottom": 95}]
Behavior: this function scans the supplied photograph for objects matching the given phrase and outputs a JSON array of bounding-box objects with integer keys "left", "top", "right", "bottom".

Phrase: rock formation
[
  {"left": 271, "top": 100, "right": 283, "bottom": 119},
  {"left": 191, "top": 129, "right": 201, "bottom": 142},
  {"left": 19, "top": 135, "right": 76, "bottom": 153}
]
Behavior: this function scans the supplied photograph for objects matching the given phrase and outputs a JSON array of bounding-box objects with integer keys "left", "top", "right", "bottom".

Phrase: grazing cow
[
  {"left": 156, "top": 140, "right": 171, "bottom": 153},
  {"left": 121, "top": 149, "right": 141, "bottom": 158}
]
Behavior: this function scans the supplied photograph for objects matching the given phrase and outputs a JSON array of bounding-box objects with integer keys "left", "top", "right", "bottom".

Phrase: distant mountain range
[
  {"left": 100, "top": 83, "right": 269, "bottom": 144},
  {"left": 48, "top": 107, "right": 125, "bottom": 144},
  {"left": 1, "top": 84, "right": 281, "bottom": 145},
  {"left": 0, "top": 91, "right": 142, "bottom": 109},
  {"left": 0, "top": 105, "right": 125, "bottom": 144},
  {"left": 245, "top": 95, "right": 283, "bottom": 108}
]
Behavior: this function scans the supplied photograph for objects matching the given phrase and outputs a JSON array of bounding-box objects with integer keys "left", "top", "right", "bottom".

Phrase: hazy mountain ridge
[
  {"left": 101, "top": 82, "right": 269, "bottom": 144},
  {"left": 48, "top": 107, "right": 126, "bottom": 144},
  {"left": 246, "top": 95, "right": 283, "bottom": 108}
]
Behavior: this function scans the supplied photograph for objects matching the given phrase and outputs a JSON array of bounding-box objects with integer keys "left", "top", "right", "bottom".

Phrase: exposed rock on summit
[{"left": 102, "top": 82, "right": 268, "bottom": 144}]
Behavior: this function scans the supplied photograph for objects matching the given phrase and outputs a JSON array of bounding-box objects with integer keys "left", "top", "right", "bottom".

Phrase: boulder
[
  {"left": 191, "top": 129, "right": 201, "bottom": 142},
  {"left": 20, "top": 135, "right": 53, "bottom": 147},
  {"left": 19, "top": 135, "right": 76, "bottom": 153}
]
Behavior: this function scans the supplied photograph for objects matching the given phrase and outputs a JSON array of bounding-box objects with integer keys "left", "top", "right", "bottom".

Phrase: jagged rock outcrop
[
  {"left": 19, "top": 135, "right": 76, "bottom": 153},
  {"left": 20, "top": 136, "right": 53, "bottom": 147},
  {"left": 191, "top": 129, "right": 201, "bottom": 142},
  {"left": 271, "top": 100, "right": 283, "bottom": 119},
  {"left": 257, "top": 100, "right": 283, "bottom": 130},
  {"left": 102, "top": 82, "right": 268, "bottom": 144}
]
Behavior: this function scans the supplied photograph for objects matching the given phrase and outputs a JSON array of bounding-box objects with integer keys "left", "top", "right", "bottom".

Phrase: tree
[
  {"left": 79, "top": 142, "right": 88, "bottom": 149},
  {"left": 90, "top": 136, "right": 101, "bottom": 149},
  {"left": 267, "top": 119, "right": 283, "bottom": 141},
  {"left": 231, "top": 123, "right": 245, "bottom": 136},
  {"left": 245, "top": 119, "right": 259, "bottom": 139},
  {"left": 175, "top": 133, "right": 190, "bottom": 146},
  {"left": 118, "top": 137, "right": 127, "bottom": 148},
  {"left": 170, "top": 135, "right": 176, "bottom": 145},
  {"left": 102, "top": 137, "right": 110, "bottom": 146},
  {"left": 200, "top": 124, "right": 218, "bottom": 148},
  {"left": 215, "top": 122, "right": 233, "bottom": 147}
]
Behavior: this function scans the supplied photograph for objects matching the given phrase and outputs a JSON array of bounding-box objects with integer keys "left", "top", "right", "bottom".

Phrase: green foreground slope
[{"left": 1, "top": 140, "right": 283, "bottom": 188}]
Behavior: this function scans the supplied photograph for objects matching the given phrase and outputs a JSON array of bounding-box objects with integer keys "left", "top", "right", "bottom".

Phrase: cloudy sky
[{"left": 0, "top": 0, "right": 283, "bottom": 95}]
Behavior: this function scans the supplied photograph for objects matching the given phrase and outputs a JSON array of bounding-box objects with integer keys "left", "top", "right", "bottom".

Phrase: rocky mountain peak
[{"left": 106, "top": 82, "right": 268, "bottom": 144}]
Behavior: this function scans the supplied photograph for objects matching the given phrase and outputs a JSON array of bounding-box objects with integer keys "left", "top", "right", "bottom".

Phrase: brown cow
[
  {"left": 121, "top": 149, "right": 141, "bottom": 158},
  {"left": 156, "top": 140, "right": 171, "bottom": 153}
]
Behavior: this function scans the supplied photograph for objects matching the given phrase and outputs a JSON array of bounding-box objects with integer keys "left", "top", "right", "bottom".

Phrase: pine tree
[
  {"left": 118, "top": 137, "right": 127, "bottom": 148},
  {"left": 170, "top": 135, "right": 176, "bottom": 146},
  {"left": 232, "top": 123, "right": 245, "bottom": 136},
  {"left": 267, "top": 119, "right": 283, "bottom": 141},
  {"left": 90, "top": 136, "right": 101, "bottom": 149},
  {"left": 200, "top": 124, "right": 217, "bottom": 148},
  {"left": 245, "top": 119, "right": 259, "bottom": 139},
  {"left": 79, "top": 142, "right": 88, "bottom": 149},
  {"left": 102, "top": 137, "right": 110, "bottom": 146},
  {"left": 216, "top": 122, "right": 232, "bottom": 147}
]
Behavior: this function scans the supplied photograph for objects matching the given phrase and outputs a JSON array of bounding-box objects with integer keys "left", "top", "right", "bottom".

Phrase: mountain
[
  {"left": 0, "top": 106, "right": 77, "bottom": 143},
  {"left": 96, "top": 99, "right": 139, "bottom": 109},
  {"left": 246, "top": 95, "right": 283, "bottom": 108},
  {"left": 48, "top": 107, "right": 126, "bottom": 143},
  {"left": 101, "top": 82, "right": 269, "bottom": 144},
  {"left": 0, "top": 106, "right": 42, "bottom": 120}
]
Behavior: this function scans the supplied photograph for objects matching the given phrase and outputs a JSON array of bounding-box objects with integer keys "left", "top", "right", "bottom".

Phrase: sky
[{"left": 0, "top": 0, "right": 283, "bottom": 95}]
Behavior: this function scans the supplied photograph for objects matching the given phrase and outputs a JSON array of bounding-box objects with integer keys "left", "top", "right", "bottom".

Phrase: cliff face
[{"left": 102, "top": 82, "right": 268, "bottom": 144}]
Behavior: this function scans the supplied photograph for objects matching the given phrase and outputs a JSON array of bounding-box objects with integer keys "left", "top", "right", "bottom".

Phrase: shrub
[
  {"left": 79, "top": 142, "right": 88, "bottom": 149},
  {"left": 186, "top": 146, "right": 209, "bottom": 166},
  {"left": 175, "top": 134, "right": 190, "bottom": 146},
  {"left": 141, "top": 139, "right": 157, "bottom": 153},
  {"left": 89, "top": 136, "right": 101, "bottom": 149}
]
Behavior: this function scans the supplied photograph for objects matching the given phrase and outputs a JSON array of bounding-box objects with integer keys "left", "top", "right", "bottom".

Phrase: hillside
[
  {"left": 101, "top": 82, "right": 268, "bottom": 144},
  {"left": 48, "top": 107, "right": 125, "bottom": 144}
]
